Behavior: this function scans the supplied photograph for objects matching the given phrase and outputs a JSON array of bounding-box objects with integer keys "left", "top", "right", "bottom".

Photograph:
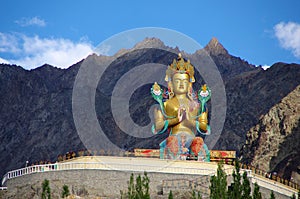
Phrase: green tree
[
  {"left": 252, "top": 183, "right": 262, "bottom": 199},
  {"left": 128, "top": 173, "right": 135, "bottom": 199},
  {"left": 142, "top": 172, "right": 150, "bottom": 199},
  {"left": 228, "top": 159, "right": 242, "bottom": 199},
  {"left": 210, "top": 162, "right": 227, "bottom": 199},
  {"left": 269, "top": 190, "right": 275, "bottom": 199},
  {"left": 126, "top": 172, "right": 150, "bottom": 199},
  {"left": 41, "top": 179, "right": 51, "bottom": 199},
  {"left": 168, "top": 190, "right": 173, "bottom": 199},
  {"left": 61, "top": 184, "right": 70, "bottom": 198},
  {"left": 241, "top": 171, "right": 252, "bottom": 199},
  {"left": 135, "top": 174, "right": 142, "bottom": 198}
]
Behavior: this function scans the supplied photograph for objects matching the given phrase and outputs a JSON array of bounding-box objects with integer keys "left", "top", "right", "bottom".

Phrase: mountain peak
[
  {"left": 204, "top": 37, "right": 228, "bottom": 55},
  {"left": 133, "top": 37, "right": 166, "bottom": 49},
  {"left": 114, "top": 37, "right": 174, "bottom": 57}
]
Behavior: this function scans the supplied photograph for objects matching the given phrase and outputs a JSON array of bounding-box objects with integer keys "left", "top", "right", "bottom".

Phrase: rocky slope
[
  {"left": 216, "top": 62, "right": 300, "bottom": 152},
  {"left": 0, "top": 37, "right": 299, "bottom": 182},
  {"left": 241, "top": 85, "right": 300, "bottom": 180},
  {"left": 0, "top": 63, "right": 84, "bottom": 178},
  {"left": 203, "top": 37, "right": 257, "bottom": 81}
]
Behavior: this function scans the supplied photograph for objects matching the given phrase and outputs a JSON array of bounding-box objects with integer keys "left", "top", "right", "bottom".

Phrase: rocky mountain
[
  {"left": 203, "top": 37, "right": 258, "bottom": 81},
  {"left": 0, "top": 62, "right": 84, "bottom": 178},
  {"left": 241, "top": 85, "right": 300, "bottom": 181},
  {"left": 216, "top": 62, "right": 300, "bottom": 151},
  {"left": 0, "top": 37, "right": 299, "bottom": 182}
]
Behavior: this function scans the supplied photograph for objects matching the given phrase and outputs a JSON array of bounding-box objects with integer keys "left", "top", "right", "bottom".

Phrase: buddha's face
[{"left": 172, "top": 73, "right": 189, "bottom": 95}]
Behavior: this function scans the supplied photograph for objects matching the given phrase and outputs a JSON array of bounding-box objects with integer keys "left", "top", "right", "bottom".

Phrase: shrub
[
  {"left": 61, "top": 184, "right": 70, "bottom": 198},
  {"left": 41, "top": 179, "right": 51, "bottom": 199}
]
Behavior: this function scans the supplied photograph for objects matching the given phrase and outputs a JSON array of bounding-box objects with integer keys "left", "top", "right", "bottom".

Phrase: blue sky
[{"left": 1, "top": 0, "right": 300, "bottom": 69}]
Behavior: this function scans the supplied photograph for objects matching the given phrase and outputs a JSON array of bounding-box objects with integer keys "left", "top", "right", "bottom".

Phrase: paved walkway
[
  {"left": 61, "top": 156, "right": 233, "bottom": 175},
  {"left": 1, "top": 156, "right": 298, "bottom": 198}
]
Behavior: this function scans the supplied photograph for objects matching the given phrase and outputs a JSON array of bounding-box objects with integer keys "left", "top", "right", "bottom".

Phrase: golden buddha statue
[{"left": 151, "top": 53, "right": 211, "bottom": 160}]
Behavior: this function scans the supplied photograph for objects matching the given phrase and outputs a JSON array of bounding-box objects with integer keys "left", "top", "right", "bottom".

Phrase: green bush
[
  {"left": 41, "top": 179, "right": 51, "bottom": 199},
  {"left": 168, "top": 190, "right": 173, "bottom": 199},
  {"left": 270, "top": 190, "right": 275, "bottom": 199},
  {"left": 126, "top": 172, "right": 150, "bottom": 199},
  {"left": 241, "top": 171, "right": 252, "bottom": 199},
  {"left": 252, "top": 183, "right": 262, "bottom": 199},
  {"left": 61, "top": 184, "right": 70, "bottom": 198},
  {"left": 210, "top": 162, "right": 227, "bottom": 199}
]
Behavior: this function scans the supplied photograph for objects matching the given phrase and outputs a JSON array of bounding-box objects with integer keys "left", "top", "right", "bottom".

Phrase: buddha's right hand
[{"left": 178, "top": 107, "right": 186, "bottom": 122}]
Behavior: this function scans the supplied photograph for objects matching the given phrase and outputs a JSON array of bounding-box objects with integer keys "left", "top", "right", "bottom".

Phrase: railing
[
  {"left": 1, "top": 160, "right": 217, "bottom": 186},
  {"left": 240, "top": 163, "right": 300, "bottom": 190},
  {"left": 251, "top": 174, "right": 299, "bottom": 198}
]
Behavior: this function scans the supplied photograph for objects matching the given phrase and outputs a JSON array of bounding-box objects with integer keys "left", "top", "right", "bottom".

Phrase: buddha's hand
[
  {"left": 178, "top": 107, "right": 186, "bottom": 122},
  {"left": 154, "top": 107, "right": 165, "bottom": 132}
]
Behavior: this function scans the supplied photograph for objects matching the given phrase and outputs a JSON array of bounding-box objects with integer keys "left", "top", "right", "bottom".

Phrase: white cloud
[
  {"left": 274, "top": 22, "right": 300, "bottom": 58},
  {"left": 0, "top": 32, "right": 95, "bottom": 69},
  {"left": 0, "top": 32, "right": 21, "bottom": 53},
  {"left": 15, "top": 16, "right": 46, "bottom": 27}
]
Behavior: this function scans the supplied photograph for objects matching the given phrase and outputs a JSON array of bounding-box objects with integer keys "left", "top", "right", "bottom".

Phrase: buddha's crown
[{"left": 165, "top": 53, "right": 195, "bottom": 82}]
